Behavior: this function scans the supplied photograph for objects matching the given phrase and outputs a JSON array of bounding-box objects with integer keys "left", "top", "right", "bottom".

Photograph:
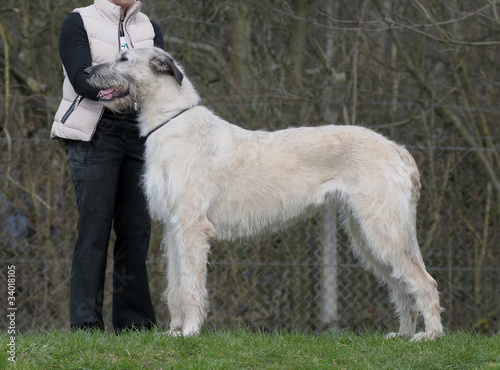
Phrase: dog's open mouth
[{"left": 97, "top": 87, "right": 129, "bottom": 101}]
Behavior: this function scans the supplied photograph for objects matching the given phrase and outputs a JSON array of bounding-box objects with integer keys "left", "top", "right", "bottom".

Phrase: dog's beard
[
  {"left": 99, "top": 94, "right": 136, "bottom": 113},
  {"left": 95, "top": 84, "right": 137, "bottom": 113}
]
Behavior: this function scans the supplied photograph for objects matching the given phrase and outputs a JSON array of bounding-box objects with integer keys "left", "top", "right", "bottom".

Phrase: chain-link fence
[
  {"left": 1, "top": 134, "right": 499, "bottom": 335},
  {"left": 1, "top": 211, "right": 499, "bottom": 335}
]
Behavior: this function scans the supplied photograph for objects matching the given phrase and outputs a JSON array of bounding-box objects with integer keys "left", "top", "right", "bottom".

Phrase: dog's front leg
[
  {"left": 170, "top": 215, "right": 213, "bottom": 336},
  {"left": 164, "top": 227, "right": 184, "bottom": 336}
]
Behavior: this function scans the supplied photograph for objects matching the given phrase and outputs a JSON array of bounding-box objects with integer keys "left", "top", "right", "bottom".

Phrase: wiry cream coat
[{"left": 86, "top": 47, "right": 443, "bottom": 340}]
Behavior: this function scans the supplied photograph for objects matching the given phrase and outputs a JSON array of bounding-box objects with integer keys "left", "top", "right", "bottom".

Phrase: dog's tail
[{"left": 396, "top": 144, "right": 421, "bottom": 207}]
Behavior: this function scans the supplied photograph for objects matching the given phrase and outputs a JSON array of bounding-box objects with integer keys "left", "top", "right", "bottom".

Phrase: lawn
[{"left": 1, "top": 328, "right": 498, "bottom": 369}]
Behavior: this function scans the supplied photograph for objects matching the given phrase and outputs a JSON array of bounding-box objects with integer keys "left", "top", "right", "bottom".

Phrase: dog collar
[{"left": 144, "top": 106, "right": 195, "bottom": 140}]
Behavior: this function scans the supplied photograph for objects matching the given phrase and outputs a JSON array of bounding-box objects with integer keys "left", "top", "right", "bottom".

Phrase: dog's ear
[{"left": 149, "top": 53, "right": 184, "bottom": 86}]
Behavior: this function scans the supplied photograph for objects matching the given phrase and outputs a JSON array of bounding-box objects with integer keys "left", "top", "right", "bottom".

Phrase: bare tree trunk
[
  {"left": 229, "top": 1, "right": 253, "bottom": 125},
  {"left": 230, "top": 1, "right": 252, "bottom": 92},
  {"left": 287, "top": 0, "right": 312, "bottom": 91}
]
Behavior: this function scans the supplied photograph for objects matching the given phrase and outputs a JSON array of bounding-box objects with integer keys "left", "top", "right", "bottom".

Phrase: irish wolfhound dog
[{"left": 85, "top": 47, "right": 443, "bottom": 340}]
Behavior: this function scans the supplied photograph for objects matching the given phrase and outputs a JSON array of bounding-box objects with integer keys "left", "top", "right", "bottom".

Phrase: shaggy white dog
[{"left": 85, "top": 47, "right": 443, "bottom": 340}]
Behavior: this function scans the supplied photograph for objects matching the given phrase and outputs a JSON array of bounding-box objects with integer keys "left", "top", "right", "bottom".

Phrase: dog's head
[{"left": 85, "top": 47, "right": 184, "bottom": 112}]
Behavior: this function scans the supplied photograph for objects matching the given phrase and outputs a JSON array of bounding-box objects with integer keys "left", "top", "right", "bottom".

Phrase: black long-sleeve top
[{"left": 59, "top": 12, "right": 164, "bottom": 128}]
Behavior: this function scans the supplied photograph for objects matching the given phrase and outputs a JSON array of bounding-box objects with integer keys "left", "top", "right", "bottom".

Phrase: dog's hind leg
[
  {"left": 383, "top": 247, "right": 443, "bottom": 341},
  {"left": 343, "top": 200, "right": 443, "bottom": 341},
  {"left": 344, "top": 215, "right": 417, "bottom": 338},
  {"left": 401, "top": 265, "right": 443, "bottom": 341},
  {"left": 384, "top": 278, "right": 419, "bottom": 338}
]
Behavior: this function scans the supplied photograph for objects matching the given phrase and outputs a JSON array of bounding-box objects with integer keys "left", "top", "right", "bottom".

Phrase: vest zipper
[
  {"left": 121, "top": 4, "right": 141, "bottom": 50},
  {"left": 124, "top": 26, "right": 134, "bottom": 49},
  {"left": 118, "top": 19, "right": 123, "bottom": 52},
  {"left": 61, "top": 95, "right": 83, "bottom": 124}
]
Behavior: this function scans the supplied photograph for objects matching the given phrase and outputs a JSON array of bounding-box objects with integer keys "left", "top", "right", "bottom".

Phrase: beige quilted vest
[{"left": 51, "top": 0, "right": 155, "bottom": 141}]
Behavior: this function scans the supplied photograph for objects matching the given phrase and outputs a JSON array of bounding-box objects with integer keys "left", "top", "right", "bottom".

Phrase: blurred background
[{"left": 1, "top": 0, "right": 499, "bottom": 334}]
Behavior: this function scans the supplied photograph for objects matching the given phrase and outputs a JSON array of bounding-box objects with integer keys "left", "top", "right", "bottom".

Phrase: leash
[{"left": 144, "top": 106, "right": 194, "bottom": 140}]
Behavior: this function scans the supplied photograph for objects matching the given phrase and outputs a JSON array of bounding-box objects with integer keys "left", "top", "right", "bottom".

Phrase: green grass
[{"left": 1, "top": 328, "right": 499, "bottom": 369}]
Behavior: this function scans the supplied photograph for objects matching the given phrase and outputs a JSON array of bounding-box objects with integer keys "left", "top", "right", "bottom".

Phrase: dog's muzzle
[{"left": 84, "top": 65, "right": 129, "bottom": 101}]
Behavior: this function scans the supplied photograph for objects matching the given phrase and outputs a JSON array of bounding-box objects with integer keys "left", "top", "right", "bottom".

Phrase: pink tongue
[{"left": 98, "top": 88, "right": 115, "bottom": 98}]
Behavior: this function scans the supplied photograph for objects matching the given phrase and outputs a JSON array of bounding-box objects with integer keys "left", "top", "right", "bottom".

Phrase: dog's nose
[{"left": 84, "top": 66, "right": 94, "bottom": 76}]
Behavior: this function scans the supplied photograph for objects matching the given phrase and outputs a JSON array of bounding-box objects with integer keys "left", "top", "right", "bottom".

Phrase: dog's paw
[
  {"left": 410, "top": 331, "right": 442, "bottom": 342},
  {"left": 166, "top": 327, "right": 200, "bottom": 337},
  {"left": 167, "top": 329, "right": 183, "bottom": 337},
  {"left": 385, "top": 332, "right": 399, "bottom": 339},
  {"left": 182, "top": 327, "right": 201, "bottom": 337}
]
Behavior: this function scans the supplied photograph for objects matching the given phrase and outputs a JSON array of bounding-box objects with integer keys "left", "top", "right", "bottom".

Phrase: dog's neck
[
  {"left": 138, "top": 75, "right": 200, "bottom": 138},
  {"left": 143, "top": 106, "right": 196, "bottom": 140}
]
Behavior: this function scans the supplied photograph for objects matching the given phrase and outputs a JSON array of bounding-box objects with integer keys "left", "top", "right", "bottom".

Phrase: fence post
[{"left": 320, "top": 206, "right": 339, "bottom": 330}]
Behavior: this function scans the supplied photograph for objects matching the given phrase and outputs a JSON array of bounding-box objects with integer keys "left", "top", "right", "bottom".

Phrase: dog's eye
[{"left": 119, "top": 55, "right": 128, "bottom": 62}]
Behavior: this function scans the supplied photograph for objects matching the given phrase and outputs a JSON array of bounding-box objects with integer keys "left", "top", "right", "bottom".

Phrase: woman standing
[{"left": 51, "top": 0, "right": 164, "bottom": 332}]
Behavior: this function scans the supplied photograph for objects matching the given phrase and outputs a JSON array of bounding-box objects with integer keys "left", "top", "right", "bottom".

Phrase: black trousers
[{"left": 66, "top": 122, "right": 156, "bottom": 332}]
